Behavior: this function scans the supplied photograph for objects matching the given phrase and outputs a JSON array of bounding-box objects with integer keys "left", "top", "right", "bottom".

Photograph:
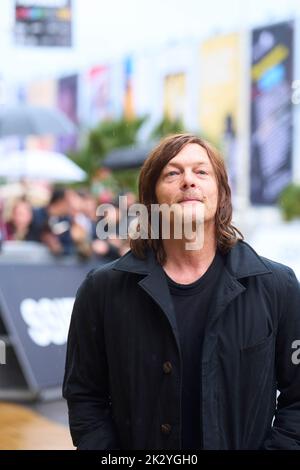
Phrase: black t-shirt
[{"left": 164, "top": 249, "right": 225, "bottom": 449}]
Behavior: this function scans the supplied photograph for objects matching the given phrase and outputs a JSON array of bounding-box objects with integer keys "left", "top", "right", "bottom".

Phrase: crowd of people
[{"left": 0, "top": 184, "right": 136, "bottom": 262}]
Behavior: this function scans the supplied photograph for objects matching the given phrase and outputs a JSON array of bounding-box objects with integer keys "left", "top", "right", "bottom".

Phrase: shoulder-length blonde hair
[{"left": 130, "top": 133, "right": 243, "bottom": 264}]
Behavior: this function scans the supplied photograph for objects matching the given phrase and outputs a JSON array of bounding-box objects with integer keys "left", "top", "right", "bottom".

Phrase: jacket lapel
[
  {"left": 113, "top": 248, "right": 181, "bottom": 353},
  {"left": 202, "top": 241, "right": 272, "bottom": 363},
  {"left": 138, "top": 265, "right": 181, "bottom": 353},
  {"left": 202, "top": 267, "right": 246, "bottom": 363}
]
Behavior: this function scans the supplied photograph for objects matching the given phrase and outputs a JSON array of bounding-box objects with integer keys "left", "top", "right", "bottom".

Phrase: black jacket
[{"left": 63, "top": 240, "right": 300, "bottom": 449}]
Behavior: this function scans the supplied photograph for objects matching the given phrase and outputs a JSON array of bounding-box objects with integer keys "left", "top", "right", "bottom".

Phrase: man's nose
[{"left": 181, "top": 171, "right": 197, "bottom": 189}]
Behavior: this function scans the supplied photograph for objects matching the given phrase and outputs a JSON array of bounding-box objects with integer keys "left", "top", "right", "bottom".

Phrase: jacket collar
[{"left": 112, "top": 240, "right": 272, "bottom": 279}]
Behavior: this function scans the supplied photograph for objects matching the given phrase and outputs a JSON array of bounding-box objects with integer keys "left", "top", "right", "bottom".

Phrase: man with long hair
[{"left": 63, "top": 134, "right": 300, "bottom": 450}]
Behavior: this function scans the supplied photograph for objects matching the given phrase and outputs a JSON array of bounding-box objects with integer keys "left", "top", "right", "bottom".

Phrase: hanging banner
[
  {"left": 15, "top": 0, "right": 72, "bottom": 47},
  {"left": 57, "top": 74, "right": 78, "bottom": 153},
  {"left": 250, "top": 21, "right": 294, "bottom": 205},
  {"left": 163, "top": 72, "right": 186, "bottom": 122},
  {"left": 26, "top": 79, "right": 57, "bottom": 151},
  {"left": 199, "top": 33, "right": 241, "bottom": 198},
  {"left": 85, "top": 65, "right": 113, "bottom": 127},
  {"left": 123, "top": 57, "right": 135, "bottom": 119}
]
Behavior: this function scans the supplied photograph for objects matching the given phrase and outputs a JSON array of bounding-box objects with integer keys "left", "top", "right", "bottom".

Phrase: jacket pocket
[
  {"left": 240, "top": 330, "right": 275, "bottom": 355},
  {"left": 238, "top": 330, "right": 276, "bottom": 448}
]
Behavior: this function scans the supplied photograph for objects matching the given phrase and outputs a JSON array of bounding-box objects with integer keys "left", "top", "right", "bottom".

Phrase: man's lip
[{"left": 178, "top": 198, "right": 202, "bottom": 202}]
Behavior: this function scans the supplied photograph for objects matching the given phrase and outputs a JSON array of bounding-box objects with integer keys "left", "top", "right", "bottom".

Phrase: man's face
[{"left": 155, "top": 143, "right": 219, "bottom": 226}]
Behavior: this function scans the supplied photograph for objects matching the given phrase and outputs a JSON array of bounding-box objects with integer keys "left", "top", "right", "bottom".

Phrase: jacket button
[
  {"left": 162, "top": 361, "right": 172, "bottom": 374},
  {"left": 161, "top": 423, "right": 172, "bottom": 434}
]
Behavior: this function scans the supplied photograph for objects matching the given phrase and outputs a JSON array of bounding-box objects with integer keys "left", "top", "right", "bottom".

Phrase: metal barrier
[{"left": 0, "top": 241, "right": 105, "bottom": 401}]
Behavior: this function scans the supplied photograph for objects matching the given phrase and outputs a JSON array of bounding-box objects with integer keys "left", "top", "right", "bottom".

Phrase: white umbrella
[
  {"left": 0, "top": 105, "right": 76, "bottom": 137},
  {"left": 0, "top": 150, "right": 86, "bottom": 182}
]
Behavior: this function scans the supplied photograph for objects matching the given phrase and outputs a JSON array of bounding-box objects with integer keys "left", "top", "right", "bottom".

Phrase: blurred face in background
[
  {"left": 83, "top": 195, "right": 97, "bottom": 220},
  {"left": 49, "top": 197, "right": 69, "bottom": 217},
  {"left": 11, "top": 200, "right": 33, "bottom": 230},
  {"left": 66, "top": 189, "right": 84, "bottom": 216}
]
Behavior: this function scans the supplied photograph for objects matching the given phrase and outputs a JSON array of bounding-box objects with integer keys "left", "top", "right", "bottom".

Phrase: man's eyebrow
[{"left": 165, "top": 161, "right": 208, "bottom": 168}]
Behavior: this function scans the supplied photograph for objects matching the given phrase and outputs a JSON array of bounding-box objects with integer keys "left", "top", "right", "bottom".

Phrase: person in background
[
  {"left": 75, "top": 189, "right": 98, "bottom": 242},
  {"left": 65, "top": 189, "right": 93, "bottom": 259},
  {"left": 92, "top": 202, "right": 122, "bottom": 260},
  {"left": 4, "top": 197, "right": 36, "bottom": 241},
  {"left": 32, "top": 188, "right": 74, "bottom": 256},
  {"left": 68, "top": 190, "right": 120, "bottom": 261}
]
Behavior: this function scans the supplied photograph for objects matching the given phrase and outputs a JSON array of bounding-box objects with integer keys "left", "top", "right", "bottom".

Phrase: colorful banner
[
  {"left": 85, "top": 65, "right": 113, "bottom": 127},
  {"left": 199, "top": 33, "right": 241, "bottom": 197},
  {"left": 250, "top": 21, "right": 294, "bottom": 205},
  {"left": 15, "top": 0, "right": 72, "bottom": 47},
  {"left": 123, "top": 57, "right": 135, "bottom": 119},
  {"left": 163, "top": 72, "right": 186, "bottom": 121},
  {"left": 57, "top": 74, "right": 78, "bottom": 153},
  {"left": 26, "top": 79, "right": 57, "bottom": 151}
]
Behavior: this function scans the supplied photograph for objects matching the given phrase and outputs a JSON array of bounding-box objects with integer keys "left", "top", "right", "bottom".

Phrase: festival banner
[
  {"left": 163, "top": 72, "right": 186, "bottom": 122},
  {"left": 26, "top": 79, "right": 57, "bottom": 151},
  {"left": 123, "top": 57, "right": 135, "bottom": 119},
  {"left": 250, "top": 21, "right": 294, "bottom": 205},
  {"left": 15, "top": 0, "right": 72, "bottom": 47},
  {"left": 57, "top": 74, "right": 78, "bottom": 153},
  {"left": 199, "top": 33, "right": 242, "bottom": 197}
]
